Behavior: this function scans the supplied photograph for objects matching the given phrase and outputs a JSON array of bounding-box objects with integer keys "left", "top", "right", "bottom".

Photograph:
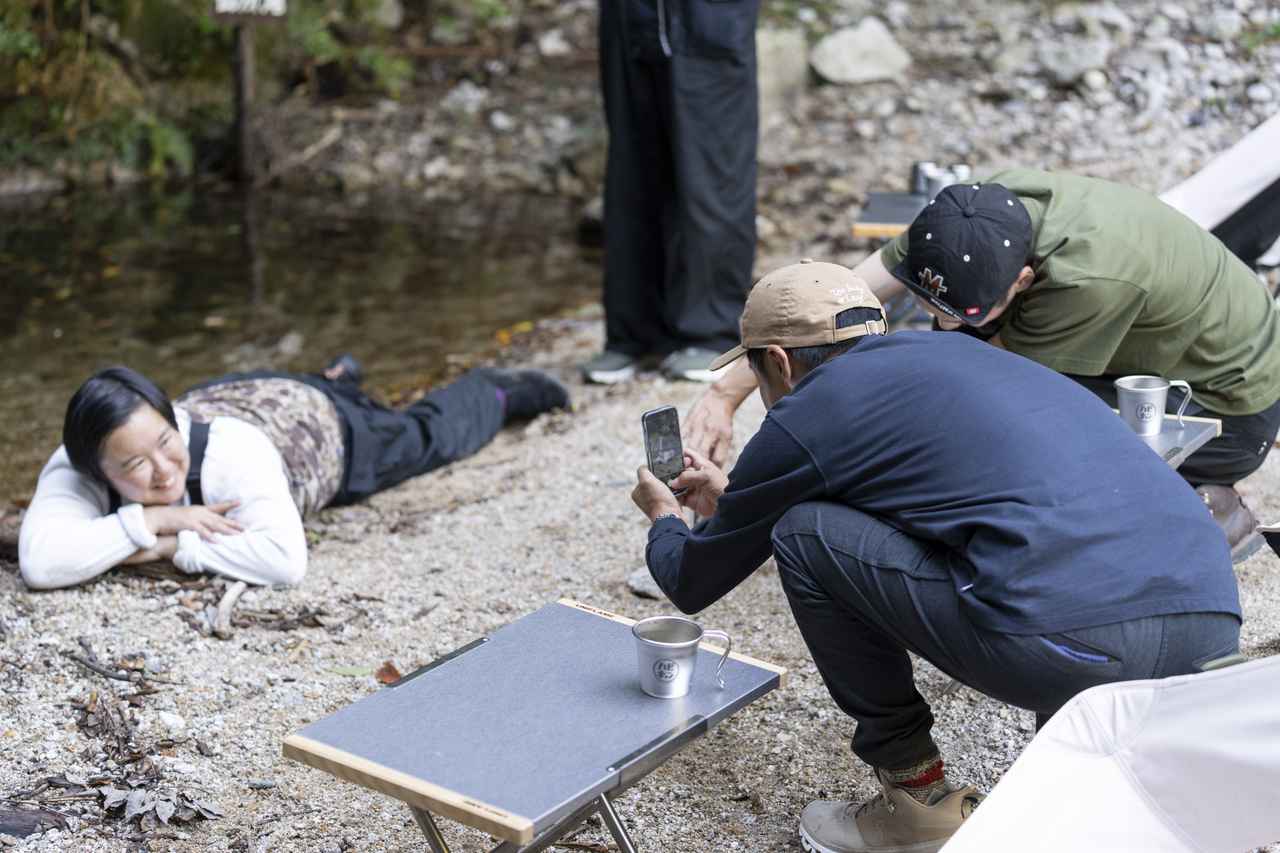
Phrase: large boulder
[
  {"left": 809, "top": 18, "right": 911, "bottom": 85},
  {"left": 757, "top": 28, "right": 809, "bottom": 125},
  {"left": 1036, "top": 35, "right": 1113, "bottom": 85}
]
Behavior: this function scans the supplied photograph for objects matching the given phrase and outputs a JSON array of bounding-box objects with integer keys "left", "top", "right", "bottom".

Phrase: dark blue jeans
[{"left": 770, "top": 502, "right": 1240, "bottom": 770}]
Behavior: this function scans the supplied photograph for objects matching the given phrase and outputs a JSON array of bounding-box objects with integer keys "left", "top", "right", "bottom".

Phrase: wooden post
[
  {"left": 215, "top": 0, "right": 284, "bottom": 182},
  {"left": 233, "top": 24, "right": 256, "bottom": 183}
]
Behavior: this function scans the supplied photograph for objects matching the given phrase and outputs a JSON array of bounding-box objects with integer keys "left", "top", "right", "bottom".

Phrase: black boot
[
  {"left": 323, "top": 354, "right": 364, "bottom": 387},
  {"left": 476, "top": 368, "right": 570, "bottom": 422}
]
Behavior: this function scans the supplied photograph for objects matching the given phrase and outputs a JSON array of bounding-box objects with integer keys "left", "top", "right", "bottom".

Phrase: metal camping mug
[
  {"left": 632, "top": 616, "right": 732, "bottom": 699},
  {"left": 1114, "top": 375, "right": 1192, "bottom": 436}
]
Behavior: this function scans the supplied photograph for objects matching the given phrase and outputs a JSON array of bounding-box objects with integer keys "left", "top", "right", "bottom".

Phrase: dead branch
[
  {"left": 62, "top": 652, "right": 138, "bottom": 683},
  {"left": 213, "top": 581, "right": 248, "bottom": 640},
  {"left": 255, "top": 124, "right": 342, "bottom": 188}
]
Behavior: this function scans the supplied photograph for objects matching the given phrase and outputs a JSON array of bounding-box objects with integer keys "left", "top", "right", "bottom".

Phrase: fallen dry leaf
[{"left": 374, "top": 661, "right": 403, "bottom": 685}]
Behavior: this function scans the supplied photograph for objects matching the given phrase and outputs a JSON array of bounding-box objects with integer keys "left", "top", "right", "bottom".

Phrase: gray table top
[
  {"left": 1136, "top": 414, "right": 1221, "bottom": 469},
  {"left": 283, "top": 600, "right": 785, "bottom": 844}
]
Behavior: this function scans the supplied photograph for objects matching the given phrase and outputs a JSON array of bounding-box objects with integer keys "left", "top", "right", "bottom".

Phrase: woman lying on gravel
[{"left": 18, "top": 359, "right": 569, "bottom": 589}]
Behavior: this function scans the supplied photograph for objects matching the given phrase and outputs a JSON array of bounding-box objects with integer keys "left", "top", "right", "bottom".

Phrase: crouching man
[{"left": 630, "top": 259, "right": 1241, "bottom": 853}]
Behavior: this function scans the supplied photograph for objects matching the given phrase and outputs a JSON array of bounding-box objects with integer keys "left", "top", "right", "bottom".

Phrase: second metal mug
[
  {"left": 632, "top": 616, "right": 732, "bottom": 699},
  {"left": 1114, "top": 375, "right": 1192, "bottom": 436}
]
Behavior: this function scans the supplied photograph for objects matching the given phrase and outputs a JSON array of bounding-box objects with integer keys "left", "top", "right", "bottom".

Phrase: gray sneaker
[
  {"left": 660, "top": 347, "right": 724, "bottom": 383},
  {"left": 581, "top": 350, "right": 637, "bottom": 384},
  {"left": 799, "top": 770, "right": 981, "bottom": 853}
]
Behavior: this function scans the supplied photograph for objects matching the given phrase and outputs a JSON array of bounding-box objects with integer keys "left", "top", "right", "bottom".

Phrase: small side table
[{"left": 283, "top": 599, "right": 786, "bottom": 852}]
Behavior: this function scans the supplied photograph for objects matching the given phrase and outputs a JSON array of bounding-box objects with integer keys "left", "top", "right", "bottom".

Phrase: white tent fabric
[
  {"left": 941, "top": 655, "right": 1280, "bottom": 853},
  {"left": 1159, "top": 113, "right": 1280, "bottom": 232}
]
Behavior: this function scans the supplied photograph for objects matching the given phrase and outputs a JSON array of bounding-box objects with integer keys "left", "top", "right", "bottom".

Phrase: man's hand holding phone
[
  {"left": 669, "top": 448, "right": 727, "bottom": 518},
  {"left": 632, "top": 448, "right": 728, "bottom": 522},
  {"left": 632, "top": 466, "right": 684, "bottom": 522}
]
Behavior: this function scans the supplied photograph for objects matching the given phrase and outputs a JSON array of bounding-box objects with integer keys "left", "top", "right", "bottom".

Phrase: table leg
[
  {"left": 488, "top": 797, "right": 602, "bottom": 853},
  {"left": 409, "top": 805, "right": 453, "bottom": 853},
  {"left": 595, "top": 794, "right": 638, "bottom": 853}
]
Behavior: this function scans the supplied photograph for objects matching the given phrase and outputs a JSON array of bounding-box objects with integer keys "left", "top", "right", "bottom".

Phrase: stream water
[{"left": 0, "top": 186, "right": 601, "bottom": 505}]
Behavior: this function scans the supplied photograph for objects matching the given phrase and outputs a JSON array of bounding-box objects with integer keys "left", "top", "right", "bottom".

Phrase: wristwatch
[{"left": 652, "top": 512, "right": 682, "bottom": 524}]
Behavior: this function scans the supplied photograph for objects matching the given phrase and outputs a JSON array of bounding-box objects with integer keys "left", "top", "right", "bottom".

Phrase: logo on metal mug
[
  {"left": 653, "top": 659, "right": 679, "bottom": 682},
  {"left": 1137, "top": 402, "right": 1157, "bottom": 422}
]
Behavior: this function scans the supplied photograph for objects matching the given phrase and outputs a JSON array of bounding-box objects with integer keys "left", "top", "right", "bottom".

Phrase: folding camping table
[
  {"left": 1131, "top": 412, "right": 1221, "bottom": 470},
  {"left": 850, "top": 191, "right": 927, "bottom": 239},
  {"left": 283, "top": 599, "right": 787, "bottom": 852}
]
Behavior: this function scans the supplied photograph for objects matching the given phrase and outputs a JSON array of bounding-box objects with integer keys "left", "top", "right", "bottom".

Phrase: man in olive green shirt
[{"left": 687, "top": 169, "right": 1280, "bottom": 562}]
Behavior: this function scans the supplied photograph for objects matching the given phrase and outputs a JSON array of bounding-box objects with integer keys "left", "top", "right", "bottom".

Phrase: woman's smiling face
[{"left": 99, "top": 405, "right": 189, "bottom": 506}]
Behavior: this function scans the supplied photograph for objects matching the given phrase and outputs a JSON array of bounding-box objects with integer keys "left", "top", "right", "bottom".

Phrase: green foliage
[
  {"left": 354, "top": 45, "right": 412, "bottom": 97},
  {"left": 1241, "top": 22, "right": 1280, "bottom": 55},
  {"left": 1, "top": 0, "right": 413, "bottom": 178},
  {"left": 0, "top": 21, "right": 41, "bottom": 59},
  {"left": 143, "top": 116, "right": 196, "bottom": 176}
]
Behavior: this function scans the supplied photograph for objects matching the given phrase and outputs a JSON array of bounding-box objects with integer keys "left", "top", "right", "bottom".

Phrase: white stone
[
  {"left": 1036, "top": 35, "right": 1112, "bottom": 85},
  {"left": 158, "top": 711, "right": 185, "bottom": 733},
  {"left": 757, "top": 28, "right": 809, "bottom": 125},
  {"left": 537, "top": 28, "right": 572, "bottom": 58},
  {"left": 626, "top": 567, "right": 664, "bottom": 600},
  {"left": 1082, "top": 69, "right": 1108, "bottom": 91},
  {"left": 810, "top": 18, "right": 911, "bottom": 85},
  {"left": 1247, "top": 83, "right": 1274, "bottom": 103},
  {"left": 372, "top": 0, "right": 402, "bottom": 30},
  {"left": 1197, "top": 9, "right": 1244, "bottom": 40},
  {"left": 489, "top": 111, "right": 516, "bottom": 133},
  {"left": 755, "top": 214, "right": 778, "bottom": 241},
  {"left": 442, "top": 80, "right": 487, "bottom": 114}
]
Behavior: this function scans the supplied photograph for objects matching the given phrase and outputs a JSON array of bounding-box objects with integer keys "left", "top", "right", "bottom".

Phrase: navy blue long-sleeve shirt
[{"left": 647, "top": 331, "right": 1241, "bottom": 635}]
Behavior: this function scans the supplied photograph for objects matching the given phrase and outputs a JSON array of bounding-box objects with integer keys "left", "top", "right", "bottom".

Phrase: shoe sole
[
  {"left": 662, "top": 365, "right": 729, "bottom": 383},
  {"left": 1232, "top": 531, "right": 1265, "bottom": 564},
  {"left": 582, "top": 366, "right": 636, "bottom": 385},
  {"left": 799, "top": 825, "right": 949, "bottom": 853}
]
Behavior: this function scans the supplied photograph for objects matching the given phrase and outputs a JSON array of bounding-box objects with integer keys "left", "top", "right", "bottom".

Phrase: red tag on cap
[{"left": 964, "top": 306, "right": 981, "bottom": 316}]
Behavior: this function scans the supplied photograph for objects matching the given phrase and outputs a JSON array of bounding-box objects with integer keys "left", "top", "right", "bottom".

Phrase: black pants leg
[
  {"left": 599, "top": 0, "right": 758, "bottom": 357},
  {"left": 769, "top": 501, "right": 1239, "bottom": 770},
  {"left": 324, "top": 370, "right": 505, "bottom": 504},
  {"left": 1065, "top": 374, "right": 1280, "bottom": 486},
  {"left": 599, "top": 0, "right": 673, "bottom": 358}
]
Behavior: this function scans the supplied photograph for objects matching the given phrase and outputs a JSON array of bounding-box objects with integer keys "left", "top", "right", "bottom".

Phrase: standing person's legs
[
  {"left": 596, "top": 0, "right": 674, "bottom": 364},
  {"left": 662, "top": 1, "right": 758, "bottom": 362}
]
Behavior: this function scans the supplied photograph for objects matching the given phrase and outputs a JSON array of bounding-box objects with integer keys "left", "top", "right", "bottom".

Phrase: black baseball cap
[{"left": 890, "top": 182, "right": 1033, "bottom": 324}]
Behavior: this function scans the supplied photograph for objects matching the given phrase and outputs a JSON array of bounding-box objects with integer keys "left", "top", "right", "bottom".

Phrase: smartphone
[{"left": 641, "top": 405, "right": 687, "bottom": 495}]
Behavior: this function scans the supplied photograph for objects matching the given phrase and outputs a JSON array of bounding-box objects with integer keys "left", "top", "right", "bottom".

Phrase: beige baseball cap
[{"left": 709, "top": 259, "right": 886, "bottom": 371}]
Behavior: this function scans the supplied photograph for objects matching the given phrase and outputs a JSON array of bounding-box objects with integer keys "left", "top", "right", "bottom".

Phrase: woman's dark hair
[{"left": 63, "top": 367, "right": 176, "bottom": 485}]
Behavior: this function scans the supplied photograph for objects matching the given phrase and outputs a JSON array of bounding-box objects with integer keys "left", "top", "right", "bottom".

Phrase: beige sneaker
[{"left": 799, "top": 770, "right": 981, "bottom": 853}]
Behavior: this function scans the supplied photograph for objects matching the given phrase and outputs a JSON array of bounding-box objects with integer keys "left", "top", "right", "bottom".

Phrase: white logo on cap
[{"left": 830, "top": 287, "right": 862, "bottom": 302}]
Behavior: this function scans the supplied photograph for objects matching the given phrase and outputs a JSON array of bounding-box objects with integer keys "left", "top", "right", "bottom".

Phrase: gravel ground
[
  {"left": 3, "top": 0, "right": 1280, "bottom": 848},
  {"left": 1, "top": 309, "right": 1278, "bottom": 852}
]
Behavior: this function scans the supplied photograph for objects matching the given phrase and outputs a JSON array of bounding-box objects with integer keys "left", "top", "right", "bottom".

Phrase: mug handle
[
  {"left": 1169, "top": 380, "right": 1192, "bottom": 427},
  {"left": 702, "top": 629, "right": 732, "bottom": 689}
]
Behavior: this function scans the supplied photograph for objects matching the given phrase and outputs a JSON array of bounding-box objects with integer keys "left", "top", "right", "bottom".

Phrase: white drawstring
[{"left": 656, "top": 0, "right": 673, "bottom": 57}]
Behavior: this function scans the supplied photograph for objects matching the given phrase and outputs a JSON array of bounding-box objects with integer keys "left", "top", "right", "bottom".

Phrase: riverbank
[{"left": 1, "top": 306, "right": 1279, "bottom": 851}]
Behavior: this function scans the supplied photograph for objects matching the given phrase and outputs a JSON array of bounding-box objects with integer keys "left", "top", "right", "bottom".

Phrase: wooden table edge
[
  {"left": 282, "top": 733, "right": 536, "bottom": 844},
  {"left": 556, "top": 599, "right": 789, "bottom": 687},
  {"left": 851, "top": 222, "right": 908, "bottom": 239}
]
